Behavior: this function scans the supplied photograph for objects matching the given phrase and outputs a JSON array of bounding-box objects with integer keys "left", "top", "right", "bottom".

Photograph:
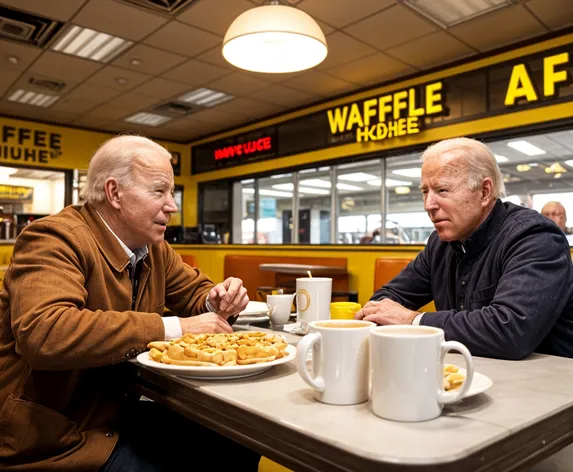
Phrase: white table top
[{"left": 133, "top": 329, "right": 573, "bottom": 471}]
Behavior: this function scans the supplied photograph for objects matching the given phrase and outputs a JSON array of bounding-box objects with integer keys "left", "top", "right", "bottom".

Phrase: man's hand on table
[
  {"left": 207, "top": 277, "right": 249, "bottom": 319},
  {"left": 355, "top": 299, "right": 419, "bottom": 325},
  {"left": 179, "top": 313, "right": 234, "bottom": 334}
]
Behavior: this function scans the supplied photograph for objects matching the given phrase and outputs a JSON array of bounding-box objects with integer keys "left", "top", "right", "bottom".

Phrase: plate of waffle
[
  {"left": 444, "top": 364, "right": 493, "bottom": 398},
  {"left": 137, "top": 331, "right": 296, "bottom": 379}
]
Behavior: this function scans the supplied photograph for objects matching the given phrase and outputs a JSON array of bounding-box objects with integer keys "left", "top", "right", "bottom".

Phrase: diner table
[{"left": 129, "top": 325, "right": 573, "bottom": 471}]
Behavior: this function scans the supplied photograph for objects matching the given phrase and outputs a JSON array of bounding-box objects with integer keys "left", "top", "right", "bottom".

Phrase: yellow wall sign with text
[
  {"left": 326, "top": 81, "right": 445, "bottom": 143},
  {"left": 0, "top": 184, "right": 33, "bottom": 201},
  {"left": 505, "top": 52, "right": 571, "bottom": 106}
]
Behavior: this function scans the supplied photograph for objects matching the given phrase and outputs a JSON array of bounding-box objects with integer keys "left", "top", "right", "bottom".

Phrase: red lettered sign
[{"left": 214, "top": 136, "right": 272, "bottom": 161}]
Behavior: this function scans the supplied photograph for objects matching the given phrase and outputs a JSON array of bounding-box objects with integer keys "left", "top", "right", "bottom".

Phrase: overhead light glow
[
  {"left": 338, "top": 172, "right": 377, "bottom": 182},
  {"left": 223, "top": 4, "right": 327, "bottom": 73},
  {"left": 495, "top": 154, "right": 509, "bottom": 163},
  {"left": 178, "top": 88, "right": 234, "bottom": 107},
  {"left": 51, "top": 25, "right": 133, "bottom": 63},
  {"left": 8, "top": 89, "right": 59, "bottom": 107},
  {"left": 0, "top": 167, "right": 18, "bottom": 175},
  {"left": 395, "top": 186, "right": 411, "bottom": 195},
  {"left": 392, "top": 168, "right": 422, "bottom": 178},
  {"left": 125, "top": 112, "right": 172, "bottom": 126},
  {"left": 507, "top": 140, "right": 546, "bottom": 156}
]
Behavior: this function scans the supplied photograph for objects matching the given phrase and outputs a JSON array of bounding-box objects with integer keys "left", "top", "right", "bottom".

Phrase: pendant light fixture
[{"left": 222, "top": 0, "right": 328, "bottom": 74}]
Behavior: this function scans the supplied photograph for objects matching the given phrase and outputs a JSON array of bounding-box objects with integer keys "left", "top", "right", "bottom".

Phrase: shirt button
[
  {"left": 125, "top": 353, "right": 131, "bottom": 358},
  {"left": 461, "top": 281, "right": 466, "bottom": 286},
  {"left": 105, "top": 432, "right": 114, "bottom": 438},
  {"left": 460, "top": 304, "right": 464, "bottom": 310}
]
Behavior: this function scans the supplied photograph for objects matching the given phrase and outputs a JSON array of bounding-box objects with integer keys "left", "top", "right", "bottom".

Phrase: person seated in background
[
  {"left": 540, "top": 201, "right": 573, "bottom": 244},
  {"left": 356, "top": 137, "right": 573, "bottom": 361},
  {"left": 0, "top": 135, "right": 260, "bottom": 471}
]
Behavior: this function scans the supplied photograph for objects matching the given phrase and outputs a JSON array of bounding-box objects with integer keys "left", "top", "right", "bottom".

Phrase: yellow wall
[
  {"left": 0, "top": 117, "right": 192, "bottom": 218},
  {"left": 186, "top": 32, "right": 573, "bottom": 225}
]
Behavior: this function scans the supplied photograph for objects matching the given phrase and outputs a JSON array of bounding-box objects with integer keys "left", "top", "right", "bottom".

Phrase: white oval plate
[
  {"left": 458, "top": 368, "right": 493, "bottom": 398},
  {"left": 238, "top": 301, "right": 269, "bottom": 316},
  {"left": 137, "top": 344, "right": 296, "bottom": 380}
]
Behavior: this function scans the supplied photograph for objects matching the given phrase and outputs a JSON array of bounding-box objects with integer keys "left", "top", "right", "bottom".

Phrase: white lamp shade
[{"left": 223, "top": 5, "right": 328, "bottom": 74}]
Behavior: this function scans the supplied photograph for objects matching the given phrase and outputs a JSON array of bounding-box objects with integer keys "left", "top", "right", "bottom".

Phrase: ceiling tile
[
  {"left": 386, "top": 32, "right": 475, "bottom": 69},
  {"left": 207, "top": 72, "right": 271, "bottom": 96},
  {"left": 448, "top": 5, "right": 547, "bottom": 52},
  {"left": 316, "top": 32, "right": 377, "bottom": 70},
  {"left": 1, "top": 0, "right": 86, "bottom": 21},
  {"left": 71, "top": 115, "right": 113, "bottom": 129},
  {"left": 87, "top": 65, "right": 151, "bottom": 91},
  {"left": 51, "top": 97, "right": 99, "bottom": 114},
  {"left": 73, "top": 0, "right": 168, "bottom": 41},
  {"left": 177, "top": 0, "right": 253, "bottom": 36},
  {"left": 214, "top": 97, "right": 283, "bottom": 118},
  {"left": 301, "top": 0, "right": 395, "bottom": 28},
  {"left": 111, "top": 44, "right": 188, "bottom": 76},
  {"left": 161, "top": 59, "right": 231, "bottom": 86},
  {"left": 87, "top": 104, "right": 134, "bottom": 121},
  {"left": 249, "top": 84, "right": 318, "bottom": 107},
  {"left": 525, "top": 0, "right": 573, "bottom": 31},
  {"left": 131, "top": 78, "right": 191, "bottom": 100},
  {"left": 283, "top": 70, "right": 357, "bottom": 97},
  {"left": 106, "top": 92, "right": 159, "bottom": 110},
  {"left": 144, "top": 21, "right": 221, "bottom": 58},
  {"left": 192, "top": 108, "right": 240, "bottom": 124},
  {"left": 327, "top": 52, "right": 415, "bottom": 86},
  {"left": 0, "top": 70, "right": 21, "bottom": 97},
  {"left": 28, "top": 52, "right": 103, "bottom": 83},
  {"left": 241, "top": 71, "right": 303, "bottom": 84},
  {"left": 344, "top": 4, "right": 437, "bottom": 51},
  {"left": 65, "top": 83, "right": 122, "bottom": 102},
  {"left": 0, "top": 40, "right": 43, "bottom": 73},
  {"left": 195, "top": 47, "right": 235, "bottom": 70}
]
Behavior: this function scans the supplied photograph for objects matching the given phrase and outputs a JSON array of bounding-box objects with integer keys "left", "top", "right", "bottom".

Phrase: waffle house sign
[{"left": 327, "top": 81, "right": 445, "bottom": 143}]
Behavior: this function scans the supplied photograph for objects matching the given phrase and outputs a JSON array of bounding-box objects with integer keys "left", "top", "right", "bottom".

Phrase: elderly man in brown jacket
[{"left": 0, "top": 136, "right": 260, "bottom": 470}]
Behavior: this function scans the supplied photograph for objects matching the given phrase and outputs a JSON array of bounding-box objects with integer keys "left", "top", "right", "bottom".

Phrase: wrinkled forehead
[
  {"left": 133, "top": 147, "right": 173, "bottom": 175},
  {"left": 421, "top": 152, "right": 468, "bottom": 182}
]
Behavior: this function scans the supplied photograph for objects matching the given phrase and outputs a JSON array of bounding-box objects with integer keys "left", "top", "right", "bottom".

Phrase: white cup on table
[
  {"left": 295, "top": 277, "right": 332, "bottom": 323},
  {"left": 370, "top": 325, "right": 474, "bottom": 422},
  {"left": 296, "top": 319, "right": 375, "bottom": 405},
  {"left": 266, "top": 294, "right": 294, "bottom": 326}
]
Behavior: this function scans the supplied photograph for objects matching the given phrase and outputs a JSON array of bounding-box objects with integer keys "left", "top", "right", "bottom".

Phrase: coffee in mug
[
  {"left": 296, "top": 319, "right": 375, "bottom": 405},
  {"left": 370, "top": 325, "right": 474, "bottom": 422}
]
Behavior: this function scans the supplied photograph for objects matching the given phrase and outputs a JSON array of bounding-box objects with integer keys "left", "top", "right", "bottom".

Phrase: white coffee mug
[
  {"left": 296, "top": 319, "right": 375, "bottom": 405},
  {"left": 295, "top": 277, "right": 332, "bottom": 323},
  {"left": 370, "top": 325, "right": 474, "bottom": 422},
  {"left": 267, "top": 294, "right": 294, "bottom": 325}
]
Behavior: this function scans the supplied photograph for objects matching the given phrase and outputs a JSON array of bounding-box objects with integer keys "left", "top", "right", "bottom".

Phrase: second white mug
[{"left": 295, "top": 277, "right": 332, "bottom": 323}]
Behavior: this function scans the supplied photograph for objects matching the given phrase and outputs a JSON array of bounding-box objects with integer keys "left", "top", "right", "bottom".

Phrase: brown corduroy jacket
[{"left": 0, "top": 203, "right": 214, "bottom": 470}]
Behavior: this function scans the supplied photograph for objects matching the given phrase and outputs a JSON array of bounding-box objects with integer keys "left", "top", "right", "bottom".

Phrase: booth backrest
[
  {"left": 224, "top": 255, "right": 348, "bottom": 301},
  {"left": 179, "top": 254, "right": 198, "bottom": 268},
  {"left": 373, "top": 258, "right": 412, "bottom": 291}
]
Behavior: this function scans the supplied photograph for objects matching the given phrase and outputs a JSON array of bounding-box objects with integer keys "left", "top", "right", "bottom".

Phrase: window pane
[
  {"left": 233, "top": 179, "right": 254, "bottom": 244},
  {"left": 257, "top": 173, "right": 293, "bottom": 244},
  {"left": 336, "top": 160, "right": 381, "bottom": 244},
  {"left": 299, "top": 167, "right": 331, "bottom": 244}
]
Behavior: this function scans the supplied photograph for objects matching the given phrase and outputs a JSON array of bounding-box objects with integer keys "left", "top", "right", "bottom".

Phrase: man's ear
[
  {"left": 481, "top": 177, "right": 494, "bottom": 206},
  {"left": 104, "top": 178, "right": 122, "bottom": 209}
]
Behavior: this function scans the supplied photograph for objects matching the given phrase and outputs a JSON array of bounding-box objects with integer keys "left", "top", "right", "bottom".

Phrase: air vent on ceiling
[
  {"left": 0, "top": 6, "right": 64, "bottom": 47},
  {"left": 117, "top": 0, "right": 198, "bottom": 15},
  {"left": 28, "top": 77, "right": 66, "bottom": 92},
  {"left": 153, "top": 101, "right": 201, "bottom": 117}
]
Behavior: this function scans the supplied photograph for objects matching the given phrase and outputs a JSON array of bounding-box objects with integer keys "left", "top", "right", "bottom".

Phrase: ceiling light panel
[
  {"left": 402, "top": 0, "right": 516, "bottom": 28},
  {"left": 51, "top": 25, "right": 133, "bottom": 63},
  {"left": 495, "top": 154, "right": 509, "bottom": 163},
  {"left": 8, "top": 89, "right": 59, "bottom": 107},
  {"left": 125, "top": 112, "right": 172, "bottom": 126},
  {"left": 178, "top": 88, "right": 234, "bottom": 108},
  {"left": 507, "top": 140, "right": 546, "bottom": 156},
  {"left": 392, "top": 168, "right": 422, "bottom": 178},
  {"left": 338, "top": 172, "right": 378, "bottom": 182}
]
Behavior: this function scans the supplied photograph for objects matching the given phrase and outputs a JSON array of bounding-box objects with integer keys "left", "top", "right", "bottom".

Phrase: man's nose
[
  {"left": 424, "top": 193, "right": 438, "bottom": 211},
  {"left": 165, "top": 194, "right": 178, "bottom": 213}
]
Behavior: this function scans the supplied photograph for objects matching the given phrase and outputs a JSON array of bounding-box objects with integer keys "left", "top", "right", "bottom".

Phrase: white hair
[
  {"left": 421, "top": 137, "right": 506, "bottom": 199},
  {"left": 82, "top": 135, "right": 172, "bottom": 204}
]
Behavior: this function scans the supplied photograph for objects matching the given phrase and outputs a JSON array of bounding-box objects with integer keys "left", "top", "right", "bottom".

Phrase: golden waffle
[
  {"left": 146, "top": 331, "right": 289, "bottom": 367},
  {"left": 443, "top": 364, "right": 466, "bottom": 391}
]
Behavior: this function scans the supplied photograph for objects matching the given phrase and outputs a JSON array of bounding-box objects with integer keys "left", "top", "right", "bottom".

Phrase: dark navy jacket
[{"left": 371, "top": 200, "right": 573, "bottom": 359}]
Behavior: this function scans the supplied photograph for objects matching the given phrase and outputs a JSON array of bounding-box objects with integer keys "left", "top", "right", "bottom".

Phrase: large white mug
[
  {"left": 295, "top": 277, "right": 332, "bottom": 323},
  {"left": 296, "top": 319, "right": 375, "bottom": 405},
  {"left": 370, "top": 325, "right": 474, "bottom": 422}
]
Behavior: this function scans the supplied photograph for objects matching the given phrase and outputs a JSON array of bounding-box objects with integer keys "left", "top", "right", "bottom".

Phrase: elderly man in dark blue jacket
[{"left": 357, "top": 137, "right": 573, "bottom": 360}]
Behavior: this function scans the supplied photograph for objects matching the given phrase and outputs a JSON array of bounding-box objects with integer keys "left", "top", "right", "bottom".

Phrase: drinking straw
[{"left": 307, "top": 270, "right": 312, "bottom": 278}]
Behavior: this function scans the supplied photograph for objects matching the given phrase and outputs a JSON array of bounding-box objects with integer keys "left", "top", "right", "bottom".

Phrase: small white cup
[
  {"left": 296, "top": 319, "right": 375, "bottom": 405},
  {"left": 370, "top": 325, "right": 474, "bottom": 422},
  {"left": 295, "top": 277, "right": 332, "bottom": 323},
  {"left": 267, "top": 294, "right": 294, "bottom": 325}
]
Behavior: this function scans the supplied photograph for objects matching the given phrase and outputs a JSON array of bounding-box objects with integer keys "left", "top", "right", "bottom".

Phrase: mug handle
[
  {"left": 437, "top": 341, "right": 474, "bottom": 404},
  {"left": 296, "top": 332, "right": 325, "bottom": 393},
  {"left": 267, "top": 304, "right": 276, "bottom": 315}
]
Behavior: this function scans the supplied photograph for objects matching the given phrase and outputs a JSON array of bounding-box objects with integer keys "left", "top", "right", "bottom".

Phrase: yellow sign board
[
  {"left": 326, "top": 81, "right": 445, "bottom": 143},
  {"left": 0, "top": 184, "right": 33, "bottom": 201}
]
